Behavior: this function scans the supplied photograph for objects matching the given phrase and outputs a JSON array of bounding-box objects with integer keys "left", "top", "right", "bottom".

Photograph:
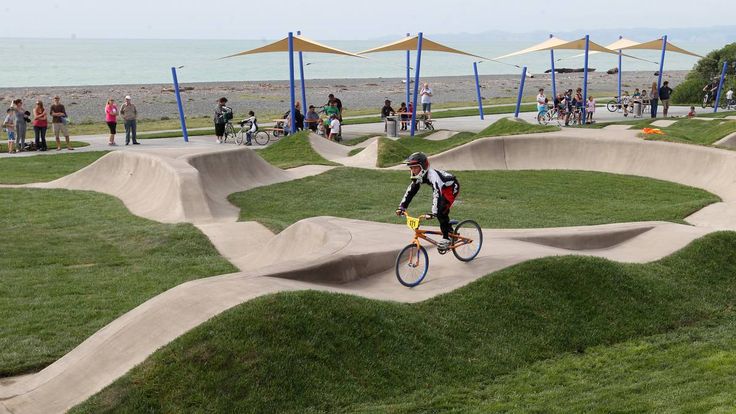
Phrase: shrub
[{"left": 672, "top": 42, "right": 736, "bottom": 104}]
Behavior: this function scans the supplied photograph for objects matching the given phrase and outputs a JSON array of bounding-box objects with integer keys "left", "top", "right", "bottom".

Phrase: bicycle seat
[{"left": 449, "top": 219, "right": 459, "bottom": 225}]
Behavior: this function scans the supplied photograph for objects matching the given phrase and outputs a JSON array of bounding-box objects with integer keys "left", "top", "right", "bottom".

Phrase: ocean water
[{"left": 0, "top": 38, "right": 715, "bottom": 88}]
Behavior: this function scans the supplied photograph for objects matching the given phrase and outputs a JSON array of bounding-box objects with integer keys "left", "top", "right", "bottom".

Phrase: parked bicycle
[{"left": 395, "top": 211, "right": 483, "bottom": 287}]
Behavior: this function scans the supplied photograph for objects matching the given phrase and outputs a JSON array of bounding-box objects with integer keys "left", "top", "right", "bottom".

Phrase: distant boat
[{"left": 544, "top": 68, "right": 596, "bottom": 74}]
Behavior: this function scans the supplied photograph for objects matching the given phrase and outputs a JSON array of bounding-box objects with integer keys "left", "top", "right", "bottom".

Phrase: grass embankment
[
  {"left": 376, "top": 118, "right": 559, "bottom": 167},
  {"left": 693, "top": 110, "right": 736, "bottom": 119},
  {"left": 0, "top": 140, "right": 89, "bottom": 153},
  {"left": 0, "top": 189, "right": 237, "bottom": 376},
  {"left": 229, "top": 167, "right": 717, "bottom": 233},
  {"left": 0, "top": 151, "right": 107, "bottom": 184},
  {"left": 72, "top": 232, "right": 736, "bottom": 413},
  {"left": 642, "top": 119, "right": 736, "bottom": 146},
  {"left": 348, "top": 104, "right": 538, "bottom": 126},
  {"left": 257, "top": 131, "right": 338, "bottom": 169}
]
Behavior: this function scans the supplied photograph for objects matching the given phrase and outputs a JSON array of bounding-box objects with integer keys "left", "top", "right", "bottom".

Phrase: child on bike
[
  {"left": 395, "top": 152, "right": 460, "bottom": 251},
  {"left": 241, "top": 110, "right": 257, "bottom": 146}
]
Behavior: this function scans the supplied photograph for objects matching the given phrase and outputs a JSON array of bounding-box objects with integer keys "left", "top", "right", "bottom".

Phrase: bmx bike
[{"left": 395, "top": 211, "right": 483, "bottom": 287}]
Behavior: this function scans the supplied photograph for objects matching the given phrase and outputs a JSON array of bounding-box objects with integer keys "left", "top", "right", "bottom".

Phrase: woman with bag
[{"left": 105, "top": 98, "right": 118, "bottom": 146}]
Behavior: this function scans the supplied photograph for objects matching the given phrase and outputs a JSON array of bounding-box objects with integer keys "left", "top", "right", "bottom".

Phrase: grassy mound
[
  {"left": 228, "top": 167, "right": 718, "bottom": 233},
  {"left": 257, "top": 131, "right": 338, "bottom": 169},
  {"left": 72, "top": 232, "right": 736, "bottom": 413},
  {"left": 376, "top": 137, "right": 412, "bottom": 168},
  {"left": 0, "top": 151, "right": 107, "bottom": 184},
  {"left": 642, "top": 119, "right": 736, "bottom": 146},
  {"left": 0, "top": 189, "right": 237, "bottom": 376},
  {"left": 376, "top": 118, "right": 558, "bottom": 167}
]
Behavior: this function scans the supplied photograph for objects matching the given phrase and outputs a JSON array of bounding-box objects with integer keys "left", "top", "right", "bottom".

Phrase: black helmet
[{"left": 405, "top": 152, "right": 429, "bottom": 179}]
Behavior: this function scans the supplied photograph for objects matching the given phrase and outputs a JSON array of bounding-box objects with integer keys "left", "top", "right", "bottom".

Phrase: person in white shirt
[
  {"left": 536, "top": 88, "right": 547, "bottom": 122},
  {"left": 727, "top": 88, "right": 734, "bottom": 108},
  {"left": 328, "top": 114, "right": 341, "bottom": 142},
  {"left": 420, "top": 83, "right": 433, "bottom": 119}
]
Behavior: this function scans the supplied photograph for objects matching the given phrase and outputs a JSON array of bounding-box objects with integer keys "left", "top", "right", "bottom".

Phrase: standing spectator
[
  {"left": 3, "top": 108, "right": 15, "bottom": 154},
  {"left": 621, "top": 91, "right": 631, "bottom": 117},
  {"left": 50, "top": 96, "right": 73, "bottom": 151},
  {"left": 420, "top": 82, "right": 433, "bottom": 119},
  {"left": 105, "top": 98, "right": 118, "bottom": 146},
  {"left": 305, "top": 105, "right": 320, "bottom": 132},
  {"left": 120, "top": 95, "right": 140, "bottom": 145},
  {"left": 214, "top": 97, "right": 230, "bottom": 143},
  {"left": 572, "top": 88, "right": 584, "bottom": 124},
  {"left": 293, "top": 101, "right": 304, "bottom": 131},
  {"left": 563, "top": 89, "right": 573, "bottom": 126},
  {"left": 586, "top": 96, "right": 596, "bottom": 124},
  {"left": 12, "top": 99, "right": 27, "bottom": 151},
  {"left": 324, "top": 100, "right": 339, "bottom": 120},
  {"left": 649, "top": 81, "right": 659, "bottom": 118},
  {"left": 327, "top": 93, "right": 343, "bottom": 121},
  {"left": 536, "top": 88, "right": 546, "bottom": 122},
  {"left": 659, "top": 81, "right": 673, "bottom": 117},
  {"left": 381, "top": 99, "right": 395, "bottom": 132},
  {"left": 32, "top": 101, "right": 48, "bottom": 151},
  {"left": 726, "top": 87, "right": 734, "bottom": 108},
  {"left": 328, "top": 114, "right": 340, "bottom": 141}
]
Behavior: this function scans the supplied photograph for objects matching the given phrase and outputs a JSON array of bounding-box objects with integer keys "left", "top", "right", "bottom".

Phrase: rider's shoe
[{"left": 437, "top": 238, "right": 451, "bottom": 252}]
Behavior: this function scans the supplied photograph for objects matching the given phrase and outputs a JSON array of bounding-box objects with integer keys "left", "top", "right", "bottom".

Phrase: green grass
[
  {"left": 643, "top": 119, "right": 736, "bottom": 146},
  {"left": 0, "top": 140, "right": 89, "bottom": 152},
  {"left": 72, "top": 232, "right": 736, "bottom": 413},
  {"left": 692, "top": 110, "right": 736, "bottom": 119},
  {"left": 257, "top": 131, "right": 338, "bottom": 169},
  {"left": 347, "top": 147, "right": 364, "bottom": 156},
  {"left": 342, "top": 134, "right": 378, "bottom": 146},
  {"left": 375, "top": 118, "right": 558, "bottom": 167},
  {"left": 381, "top": 313, "right": 736, "bottom": 413},
  {"left": 0, "top": 151, "right": 108, "bottom": 184},
  {"left": 578, "top": 118, "right": 656, "bottom": 130},
  {"left": 136, "top": 128, "right": 215, "bottom": 139},
  {"left": 0, "top": 189, "right": 237, "bottom": 376},
  {"left": 228, "top": 167, "right": 718, "bottom": 233},
  {"left": 343, "top": 104, "right": 539, "bottom": 126}
]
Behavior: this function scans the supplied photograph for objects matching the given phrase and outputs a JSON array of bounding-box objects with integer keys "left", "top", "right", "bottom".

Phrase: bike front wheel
[
  {"left": 224, "top": 123, "right": 236, "bottom": 142},
  {"left": 702, "top": 95, "right": 709, "bottom": 108},
  {"left": 606, "top": 100, "right": 618, "bottom": 112},
  {"left": 452, "top": 220, "right": 483, "bottom": 262},
  {"left": 254, "top": 131, "right": 270, "bottom": 145},
  {"left": 396, "top": 244, "right": 429, "bottom": 287},
  {"left": 235, "top": 130, "right": 244, "bottom": 145}
]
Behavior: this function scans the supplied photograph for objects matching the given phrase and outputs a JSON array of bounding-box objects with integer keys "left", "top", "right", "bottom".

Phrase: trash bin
[
  {"left": 634, "top": 102, "right": 642, "bottom": 117},
  {"left": 386, "top": 116, "right": 398, "bottom": 138}
]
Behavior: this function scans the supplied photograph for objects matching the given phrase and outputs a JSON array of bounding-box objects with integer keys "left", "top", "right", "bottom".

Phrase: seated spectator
[
  {"left": 305, "top": 105, "right": 320, "bottom": 132},
  {"left": 688, "top": 106, "right": 696, "bottom": 118}
]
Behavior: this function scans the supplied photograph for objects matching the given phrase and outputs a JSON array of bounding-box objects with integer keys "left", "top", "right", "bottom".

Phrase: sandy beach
[{"left": 0, "top": 70, "right": 687, "bottom": 122}]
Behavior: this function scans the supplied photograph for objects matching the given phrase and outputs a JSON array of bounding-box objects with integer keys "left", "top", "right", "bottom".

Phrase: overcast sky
[{"left": 1, "top": 0, "right": 731, "bottom": 40}]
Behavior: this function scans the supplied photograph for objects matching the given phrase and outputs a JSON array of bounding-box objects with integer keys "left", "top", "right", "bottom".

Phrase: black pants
[
  {"left": 215, "top": 122, "right": 225, "bottom": 137},
  {"left": 437, "top": 181, "right": 460, "bottom": 239},
  {"left": 34, "top": 126, "right": 47, "bottom": 150}
]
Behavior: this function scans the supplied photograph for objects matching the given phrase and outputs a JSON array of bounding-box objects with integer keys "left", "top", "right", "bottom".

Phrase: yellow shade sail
[
  {"left": 358, "top": 35, "right": 488, "bottom": 60},
  {"left": 221, "top": 35, "right": 365, "bottom": 59},
  {"left": 619, "top": 38, "right": 702, "bottom": 58},
  {"left": 493, "top": 36, "right": 570, "bottom": 60}
]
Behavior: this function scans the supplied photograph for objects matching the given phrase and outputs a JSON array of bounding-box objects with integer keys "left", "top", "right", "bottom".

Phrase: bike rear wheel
[
  {"left": 537, "top": 112, "right": 548, "bottom": 125},
  {"left": 606, "top": 100, "right": 619, "bottom": 112},
  {"left": 254, "top": 131, "right": 270, "bottom": 145},
  {"left": 702, "top": 95, "right": 709, "bottom": 108},
  {"left": 452, "top": 220, "right": 483, "bottom": 262},
  {"left": 235, "top": 130, "right": 244, "bottom": 145},
  {"left": 395, "top": 244, "right": 429, "bottom": 287}
]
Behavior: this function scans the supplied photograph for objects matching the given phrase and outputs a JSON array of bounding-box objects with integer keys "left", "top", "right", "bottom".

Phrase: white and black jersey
[{"left": 399, "top": 168, "right": 458, "bottom": 215}]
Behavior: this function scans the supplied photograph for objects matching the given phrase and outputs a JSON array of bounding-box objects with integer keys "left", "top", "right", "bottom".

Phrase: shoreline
[{"left": 0, "top": 71, "right": 689, "bottom": 122}]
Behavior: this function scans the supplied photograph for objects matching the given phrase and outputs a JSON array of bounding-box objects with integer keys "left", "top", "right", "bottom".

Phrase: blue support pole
[
  {"left": 406, "top": 32, "right": 410, "bottom": 107},
  {"left": 714, "top": 61, "right": 728, "bottom": 113},
  {"left": 549, "top": 34, "right": 557, "bottom": 100},
  {"left": 410, "top": 32, "right": 423, "bottom": 137},
  {"left": 617, "top": 35, "right": 622, "bottom": 106},
  {"left": 171, "top": 67, "right": 188, "bottom": 142},
  {"left": 297, "top": 30, "right": 307, "bottom": 111},
  {"left": 473, "top": 62, "right": 484, "bottom": 120},
  {"left": 582, "top": 35, "right": 590, "bottom": 122},
  {"left": 288, "top": 32, "right": 297, "bottom": 134},
  {"left": 514, "top": 66, "right": 527, "bottom": 118},
  {"left": 655, "top": 35, "right": 668, "bottom": 117}
]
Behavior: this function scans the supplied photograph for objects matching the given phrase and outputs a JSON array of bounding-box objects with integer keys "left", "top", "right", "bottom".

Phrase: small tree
[{"left": 671, "top": 42, "right": 736, "bottom": 104}]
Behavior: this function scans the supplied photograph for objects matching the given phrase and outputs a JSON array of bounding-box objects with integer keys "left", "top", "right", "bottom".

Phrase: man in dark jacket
[{"left": 659, "top": 81, "right": 673, "bottom": 117}]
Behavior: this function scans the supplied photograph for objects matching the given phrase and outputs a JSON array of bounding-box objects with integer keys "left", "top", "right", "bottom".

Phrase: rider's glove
[{"left": 395, "top": 207, "right": 406, "bottom": 216}]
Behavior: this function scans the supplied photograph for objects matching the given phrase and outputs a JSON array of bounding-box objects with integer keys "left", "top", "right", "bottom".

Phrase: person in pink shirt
[{"left": 105, "top": 98, "right": 118, "bottom": 146}]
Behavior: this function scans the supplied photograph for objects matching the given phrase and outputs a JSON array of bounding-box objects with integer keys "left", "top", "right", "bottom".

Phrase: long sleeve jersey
[{"left": 399, "top": 168, "right": 457, "bottom": 215}]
